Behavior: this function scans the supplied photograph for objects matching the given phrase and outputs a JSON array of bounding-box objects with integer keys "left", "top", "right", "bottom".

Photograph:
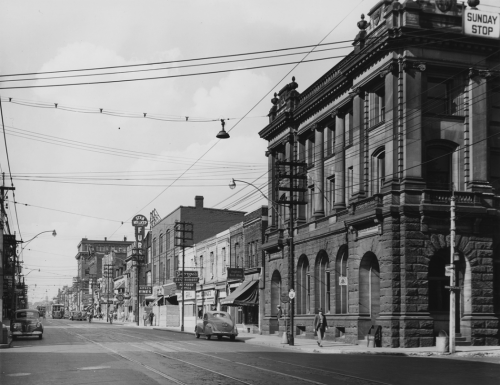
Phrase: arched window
[
  {"left": 372, "top": 148, "right": 385, "bottom": 194},
  {"left": 426, "top": 142, "right": 459, "bottom": 190},
  {"left": 359, "top": 252, "right": 380, "bottom": 321},
  {"left": 315, "top": 251, "right": 330, "bottom": 313},
  {"left": 335, "top": 245, "right": 349, "bottom": 314},
  {"left": 297, "top": 255, "right": 310, "bottom": 314},
  {"left": 271, "top": 270, "right": 282, "bottom": 316}
]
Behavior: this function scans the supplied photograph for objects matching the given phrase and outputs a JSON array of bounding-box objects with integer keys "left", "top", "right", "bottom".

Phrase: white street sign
[{"left": 464, "top": 9, "right": 500, "bottom": 39}]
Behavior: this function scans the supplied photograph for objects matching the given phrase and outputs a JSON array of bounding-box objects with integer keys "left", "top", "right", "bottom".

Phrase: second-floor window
[
  {"left": 222, "top": 248, "right": 226, "bottom": 274},
  {"left": 347, "top": 167, "right": 354, "bottom": 202},
  {"left": 200, "top": 256, "right": 204, "bottom": 279},
  {"left": 166, "top": 230, "right": 170, "bottom": 251},
  {"left": 147, "top": 247, "right": 151, "bottom": 264},
  {"left": 153, "top": 238, "right": 157, "bottom": 256},
  {"left": 368, "top": 86, "right": 385, "bottom": 126},
  {"left": 159, "top": 234, "right": 163, "bottom": 254},
  {"left": 327, "top": 176, "right": 335, "bottom": 213},
  {"left": 372, "top": 149, "right": 386, "bottom": 194}
]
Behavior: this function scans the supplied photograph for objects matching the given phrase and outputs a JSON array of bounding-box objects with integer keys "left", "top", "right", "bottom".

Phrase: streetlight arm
[
  {"left": 230, "top": 179, "right": 271, "bottom": 202},
  {"left": 19, "top": 230, "right": 57, "bottom": 254}
]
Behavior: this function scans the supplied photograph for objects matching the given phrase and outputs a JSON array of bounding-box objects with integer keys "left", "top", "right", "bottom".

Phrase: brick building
[
  {"left": 150, "top": 195, "right": 245, "bottom": 304},
  {"left": 259, "top": 0, "right": 500, "bottom": 347}
]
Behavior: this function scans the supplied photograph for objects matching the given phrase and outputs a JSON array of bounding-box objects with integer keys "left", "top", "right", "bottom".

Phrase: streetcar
[{"left": 51, "top": 303, "right": 65, "bottom": 319}]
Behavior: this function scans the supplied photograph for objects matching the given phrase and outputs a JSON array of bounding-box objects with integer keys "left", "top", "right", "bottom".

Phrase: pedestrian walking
[
  {"left": 314, "top": 308, "right": 328, "bottom": 347},
  {"left": 143, "top": 311, "right": 148, "bottom": 326},
  {"left": 149, "top": 311, "right": 155, "bottom": 327}
]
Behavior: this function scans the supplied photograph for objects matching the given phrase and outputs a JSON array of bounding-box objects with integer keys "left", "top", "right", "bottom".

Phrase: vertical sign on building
[{"left": 132, "top": 214, "right": 148, "bottom": 325}]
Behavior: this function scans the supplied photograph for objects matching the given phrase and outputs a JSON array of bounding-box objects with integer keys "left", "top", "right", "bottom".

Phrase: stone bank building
[{"left": 259, "top": 0, "right": 500, "bottom": 347}]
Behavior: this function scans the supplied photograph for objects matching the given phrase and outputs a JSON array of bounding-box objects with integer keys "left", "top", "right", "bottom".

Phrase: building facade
[
  {"left": 150, "top": 195, "right": 246, "bottom": 305},
  {"left": 259, "top": 0, "right": 500, "bottom": 347}
]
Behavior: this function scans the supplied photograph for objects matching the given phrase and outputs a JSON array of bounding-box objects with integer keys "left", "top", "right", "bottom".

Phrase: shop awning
[
  {"left": 152, "top": 296, "right": 164, "bottom": 306},
  {"left": 220, "top": 280, "right": 258, "bottom": 306}
]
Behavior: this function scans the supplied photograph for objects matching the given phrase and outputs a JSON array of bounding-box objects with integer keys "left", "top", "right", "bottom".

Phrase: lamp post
[{"left": 11, "top": 230, "right": 57, "bottom": 316}]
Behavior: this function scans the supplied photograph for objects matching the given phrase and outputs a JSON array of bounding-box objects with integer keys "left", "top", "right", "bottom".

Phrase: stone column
[
  {"left": 469, "top": 69, "right": 492, "bottom": 193},
  {"left": 334, "top": 112, "right": 346, "bottom": 209},
  {"left": 266, "top": 150, "right": 276, "bottom": 229},
  {"left": 401, "top": 61, "right": 425, "bottom": 190},
  {"left": 313, "top": 124, "right": 325, "bottom": 218},
  {"left": 352, "top": 90, "right": 366, "bottom": 200}
]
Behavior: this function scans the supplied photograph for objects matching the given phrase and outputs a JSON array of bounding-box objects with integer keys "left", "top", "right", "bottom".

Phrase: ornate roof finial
[
  {"left": 290, "top": 76, "right": 298, "bottom": 90},
  {"left": 357, "top": 14, "right": 368, "bottom": 30},
  {"left": 271, "top": 92, "right": 279, "bottom": 105},
  {"left": 467, "top": 0, "right": 480, "bottom": 10}
]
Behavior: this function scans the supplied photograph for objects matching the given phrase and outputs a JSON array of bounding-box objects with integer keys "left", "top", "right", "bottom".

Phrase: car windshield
[
  {"left": 211, "top": 313, "right": 228, "bottom": 319},
  {"left": 16, "top": 311, "right": 39, "bottom": 319}
]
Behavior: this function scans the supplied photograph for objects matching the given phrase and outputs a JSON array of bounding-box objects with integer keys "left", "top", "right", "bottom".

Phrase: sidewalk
[{"left": 149, "top": 325, "right": 500, "bottom": 359}]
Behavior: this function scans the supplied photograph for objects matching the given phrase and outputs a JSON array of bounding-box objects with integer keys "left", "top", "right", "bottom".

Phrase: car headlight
[{"left": 36, "top": 322, "right": 42, "bottom": 328}]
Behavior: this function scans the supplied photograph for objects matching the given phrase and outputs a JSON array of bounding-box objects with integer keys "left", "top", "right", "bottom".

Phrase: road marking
[
  {"left": 78, "top": 366, "right": 111, "bottom": 370},
  {"left": 7, "top": 373, "right": 31, "bottom": 377}
]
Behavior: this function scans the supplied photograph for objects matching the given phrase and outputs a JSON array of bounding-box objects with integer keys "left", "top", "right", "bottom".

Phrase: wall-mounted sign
[
  {"left": 464, "top": 9, "right": 500, "bottom": 39},
  {"left": 139, "top": 285, "right": 152, "bottom": 295},
  {"left": 176, "top": 282, "right": 197, "bottom": 291},
  {"left": 227, "top": 268, "right": 244, "bottom": 280},
  {"left": 339, "top": 276, "right": 348, "bottom": 286}
]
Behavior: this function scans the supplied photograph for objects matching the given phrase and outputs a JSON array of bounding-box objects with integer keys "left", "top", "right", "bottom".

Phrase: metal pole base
[{"left": 181, "top": 325, "right": 184, "bottom": 332}]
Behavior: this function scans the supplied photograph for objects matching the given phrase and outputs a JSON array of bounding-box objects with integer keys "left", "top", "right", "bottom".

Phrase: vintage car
[
  {"left": 195, "top": 311, "right": 238, "bottom": 341},
  {"left": 69, "top": 311, "right": 87, "bottom": 321},
  {"left": 10, "top": 309, "right": 44, "bottom": 340}
]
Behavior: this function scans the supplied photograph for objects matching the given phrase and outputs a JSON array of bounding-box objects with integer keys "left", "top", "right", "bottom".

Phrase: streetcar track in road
[
  {"left": 110, "top": 329, "right": 394, "bottom": 385},
  {"left": 107, "top": 330, "right": 330, "bottom": 385},
  {"left": 63, "top": 329, "right": 188, "bottom": 385}
]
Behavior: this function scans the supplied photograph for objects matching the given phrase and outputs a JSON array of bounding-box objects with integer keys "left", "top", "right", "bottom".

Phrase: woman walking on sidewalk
[{"left": 314, "top": 308, "right": 328, "bottom": 347}]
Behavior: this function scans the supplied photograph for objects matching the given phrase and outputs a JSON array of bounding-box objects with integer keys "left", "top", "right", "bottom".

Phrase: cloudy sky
[{"left": 1, "top": 0, "right": 496, "bottom": 302}]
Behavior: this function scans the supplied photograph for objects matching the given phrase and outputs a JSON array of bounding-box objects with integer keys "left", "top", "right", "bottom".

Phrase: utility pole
[
  {"left": 104, "top": 264, "right": 113, "bottom": 322},
  {"left": 449, "top": 194, "right": 456, "bottom": 353},
  {"left": 174, "top": 221, "right": 193, "bottom": 332},
  {"left": 275, "top": 131, "right": 307, "bottom": 346},
  {"left": 1, "top": 172, "right": 15, "bottom": 321}
]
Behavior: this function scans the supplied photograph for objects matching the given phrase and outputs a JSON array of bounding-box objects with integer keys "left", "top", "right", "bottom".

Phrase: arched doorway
[
  {"left": 270, "top": 270, "right": 282, "bottom": 334},
  {"left": 335, "top": 245, "right": 349, "bottom": 314},
  {"left": 359, "top": 252, "right": 380, "bottom": 323},
  {"left": 315, "top": 250, "right": 330, "bottom": 313},
  {"left": 428, "top": 248, "right": 470, "bottom": 337},
  {"left": 297, "top": 255, "right": 310, "bottom": 314}
]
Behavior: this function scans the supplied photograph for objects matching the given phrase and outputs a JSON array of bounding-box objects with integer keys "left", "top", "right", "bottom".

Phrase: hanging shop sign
[{"left": 139, "top": 285, "right": 152, "bottom": 295}]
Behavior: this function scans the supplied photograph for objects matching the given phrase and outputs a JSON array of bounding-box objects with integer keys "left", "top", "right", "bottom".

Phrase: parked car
[
  {"left": 195, "top": 311, "right": 238, "bottom": 341},
  {"left": 69, "top": 311, "right": 87, "bottom": 321},
  {"left": 10, "top": 309, "right": 44, "bottom": 340}
]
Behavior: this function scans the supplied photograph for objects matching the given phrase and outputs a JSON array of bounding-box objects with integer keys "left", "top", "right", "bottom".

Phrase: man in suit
[{"left": 313, "top": 308, "right": 328, "bottom": 347}]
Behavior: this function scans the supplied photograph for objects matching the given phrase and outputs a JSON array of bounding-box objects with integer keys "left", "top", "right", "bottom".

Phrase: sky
[{"left": 1, "top": 0, "right": 498, "bottom": 303}]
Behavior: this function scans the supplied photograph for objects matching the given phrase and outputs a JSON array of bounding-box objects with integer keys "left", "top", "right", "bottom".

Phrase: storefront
[{"left": 221, "top": 273, "right": 259, "bottom": 332}]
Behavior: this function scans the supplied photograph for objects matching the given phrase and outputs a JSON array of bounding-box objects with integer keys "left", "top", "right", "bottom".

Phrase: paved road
[{"left": 2, "top": 318, "right": 500, "bottom": 385}]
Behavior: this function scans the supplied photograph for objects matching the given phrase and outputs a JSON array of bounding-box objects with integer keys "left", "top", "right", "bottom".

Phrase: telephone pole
[
  {"left": 276, "top": 131, "right": 307, "bottom": 346},
  {"left": 174, "top": 221, "right": 193, "bottom": 332}
]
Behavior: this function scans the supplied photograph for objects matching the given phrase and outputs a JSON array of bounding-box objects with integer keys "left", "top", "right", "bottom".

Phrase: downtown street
[{"left": 2, "top": 318, "right": 500, "bottom": 385}]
